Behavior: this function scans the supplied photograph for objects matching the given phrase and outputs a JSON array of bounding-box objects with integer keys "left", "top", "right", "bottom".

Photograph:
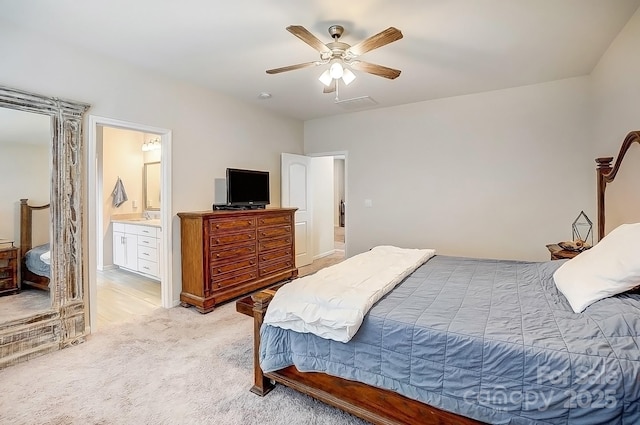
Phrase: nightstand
[
  {"left": 546, "top": 244, "right": 582, "bottom": 260},
  {"left": 0, "top": 244, "right": 19, "bottom": 296}
]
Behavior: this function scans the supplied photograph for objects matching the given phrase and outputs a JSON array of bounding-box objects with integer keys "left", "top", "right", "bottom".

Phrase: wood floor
[{"left": 96, "top": 268, "right": 161, "bottom": 328}]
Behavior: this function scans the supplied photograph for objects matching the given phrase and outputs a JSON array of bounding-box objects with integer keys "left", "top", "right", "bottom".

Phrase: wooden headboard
[
  {"left": 596, "top": 130, "right": 640, "bottom": 241},
  {"left": 19, "top": 198, "right": 50, "bottom": 257}
]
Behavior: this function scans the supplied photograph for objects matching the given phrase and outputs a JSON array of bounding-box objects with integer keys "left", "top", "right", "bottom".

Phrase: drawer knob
[
  {"left": 215, "top": 239, "right": 220, "bottom": 244},
  {"left": 216, "top": 253, "right": 221, "bottom": 258},
  {"left": 250, "top": 260, "right": 255, "bottom": 265},
  {"left": 216, "top": 224, "right": 220, "bottom": 229},
  {"left": 217, "top": 268, "right": 222, "bottom": 273}
]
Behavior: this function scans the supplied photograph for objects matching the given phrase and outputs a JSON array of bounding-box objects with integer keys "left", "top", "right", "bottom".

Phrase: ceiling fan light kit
[
  {"left": 267, "top": 24, "right": 403, "bottom": 97},
  {"left": 318, "top": 61, "right": 356, "bottom": 87}
]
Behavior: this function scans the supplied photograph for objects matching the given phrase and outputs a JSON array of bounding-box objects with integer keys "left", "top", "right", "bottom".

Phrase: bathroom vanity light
[{"left": 142, "top": 138, "right": 161, "bottom": 152}]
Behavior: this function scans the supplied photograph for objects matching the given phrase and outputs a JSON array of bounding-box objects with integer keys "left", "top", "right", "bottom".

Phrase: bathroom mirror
[
  {"left": 0, "top": 85, "right": 89, "bottom": 369},
  {"left": 143, "top": 161, "right": 161, "bottom": 211}
]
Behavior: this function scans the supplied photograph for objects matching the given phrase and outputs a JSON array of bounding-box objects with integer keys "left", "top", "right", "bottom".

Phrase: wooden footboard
[
  {"left": 20, "top": 265, "right": 50, "bottom": 291},
  {"left": 250, "top": 291, "right": 484, "bottom": 425}
]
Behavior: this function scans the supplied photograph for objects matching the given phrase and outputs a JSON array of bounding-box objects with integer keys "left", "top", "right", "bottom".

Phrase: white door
[{"left": 281, "top": 153, "right": 313, "bottom": 267}]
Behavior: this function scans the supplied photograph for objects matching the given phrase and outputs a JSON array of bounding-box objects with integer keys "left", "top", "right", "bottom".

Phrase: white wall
[
  {"left": 311, "top": 156, "right": 335, "bottom": 259},
  {"left": 0, "top": 144, "right": 50, "bottom": 246},
  {"left": 0, "top": 21, "right": 304, "bottom": 305},
  {"left": 305, "top": 77, "right": 593, "bottom": 261},
  {"left": 590, "top": 7, "right": 640, "bottom": 234}
]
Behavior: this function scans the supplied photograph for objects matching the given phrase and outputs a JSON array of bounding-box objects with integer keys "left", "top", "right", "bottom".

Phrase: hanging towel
[{"left": 112, "top": 177, "right": 128, "bottom": 207}]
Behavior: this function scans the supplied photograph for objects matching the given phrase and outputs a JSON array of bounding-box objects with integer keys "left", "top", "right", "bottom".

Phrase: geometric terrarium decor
[{"left": 572, "top": 210, "right": 593, "bottom": 247}]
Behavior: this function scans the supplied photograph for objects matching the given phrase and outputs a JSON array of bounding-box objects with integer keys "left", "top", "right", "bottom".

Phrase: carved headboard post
[
  {"left": 19, "top": 199, "right": 32, "bottom": 257},
  {"left": 595, "top": 157, "right": 613, "bottom": 242},
  {"left": 595, "top": 131, "right": 640, "bottom": 241}
]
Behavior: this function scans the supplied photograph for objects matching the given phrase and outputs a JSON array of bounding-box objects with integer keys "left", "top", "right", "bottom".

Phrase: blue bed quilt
[
  {"left": 25, "top": 243, "right": 50, "bottom": 278},
  {"left": 260, "top": 255, "right": 640, "bottom": 424}
]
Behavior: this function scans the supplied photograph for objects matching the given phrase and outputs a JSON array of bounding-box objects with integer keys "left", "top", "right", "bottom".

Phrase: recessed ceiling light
[{"left": 258, "top": 92, "right": 272, "bottom": 100}]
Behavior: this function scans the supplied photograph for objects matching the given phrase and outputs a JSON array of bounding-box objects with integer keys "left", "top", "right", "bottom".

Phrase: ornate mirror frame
[{"left": 0, "top": 85, "right": 90, "bottom": 368}]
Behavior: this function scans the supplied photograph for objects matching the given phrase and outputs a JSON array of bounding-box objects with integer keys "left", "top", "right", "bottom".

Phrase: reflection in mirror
[
  {"left": 0, "top": 108, "right": 52, "bottom": 322},
  {"left": 0, "top": 85, "right": 89, "bottom": 369},
  {"left": 143, "top": 162, "right": 161, "bottom": 211}
]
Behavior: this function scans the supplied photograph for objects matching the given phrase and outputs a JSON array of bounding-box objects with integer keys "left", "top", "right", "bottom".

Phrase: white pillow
[{"left": 553, "top": 223, "right": 640, "bottom": 313}]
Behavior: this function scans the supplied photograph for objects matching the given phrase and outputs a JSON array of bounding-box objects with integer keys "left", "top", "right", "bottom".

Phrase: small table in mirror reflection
[{"left": 0, "top": 239, "right": 19, "bottom": 296}]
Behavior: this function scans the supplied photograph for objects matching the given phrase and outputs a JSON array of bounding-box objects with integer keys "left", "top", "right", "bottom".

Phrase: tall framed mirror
[{"left": 0, "top": 85, "right": 89, "bottom": 369}]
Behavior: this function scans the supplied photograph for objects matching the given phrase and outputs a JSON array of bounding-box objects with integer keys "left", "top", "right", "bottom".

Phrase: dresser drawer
[
  {"left": 210, "top": 231, "right": 255, "bottom": 247},
  {"left": 210, "top": 243, "right": 256, "bottom": 262},
  {"left": 258, "top": 214, "right": 292, "bottom": 227},
  {"left": 259, "top": 247, "right": 293, "bottom": 263},
  {"left": 258, "top": 225, "right": 292, "bottom": 239},
  {"left": 0, "top": 249, "right": 17, "bottom": 260},
  {"left": 209, "top": 217, "right": 256, "bottom": 234},
  {"left": 259, "top": 258, "right": 294, "bottom": 277},
  {"left": 138, "top": 245, "right": 158, "bottom": 262},
  {"left": 213, "top": 267, "right": 258, "bottom": 288},
  {"left": 0, "top": 277, "right": 17, "bottom": 291},
  {"left": 211, "top": 258, "right": 256, "bottom": 276},
  {"left": 258, "top": 236, "right": 292, "bottom": 252}
]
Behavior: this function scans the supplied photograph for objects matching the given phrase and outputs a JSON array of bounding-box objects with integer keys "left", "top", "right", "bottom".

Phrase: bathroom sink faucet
[{"left": 143, "top": 212, "right": 151, "bottom": 220}]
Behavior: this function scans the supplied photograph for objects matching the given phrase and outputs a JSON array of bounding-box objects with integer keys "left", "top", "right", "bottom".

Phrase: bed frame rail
[{"left": 251, "top": 292, "right": 484, "bottom": 425}]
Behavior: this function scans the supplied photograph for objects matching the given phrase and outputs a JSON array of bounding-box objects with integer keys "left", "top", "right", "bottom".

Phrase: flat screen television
[{"left": 226, "top": 168, "right": 270, "bottom": 208}]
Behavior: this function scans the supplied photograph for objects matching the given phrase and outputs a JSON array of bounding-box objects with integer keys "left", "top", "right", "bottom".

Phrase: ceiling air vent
[{"left": 334, "top": 96, "right": 378, "bottom": 110}]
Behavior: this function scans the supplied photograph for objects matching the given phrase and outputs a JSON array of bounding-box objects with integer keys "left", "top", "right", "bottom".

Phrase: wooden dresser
[
  {"left": 178, "top": 208, "right": 298, "bottom": 313},
  {"left": 0, "top": 245, "right": 19, "bottom": 296}
]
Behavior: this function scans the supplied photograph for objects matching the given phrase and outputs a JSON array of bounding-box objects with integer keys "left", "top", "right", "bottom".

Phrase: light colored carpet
[{"left": 0, "top": 302, "right": 368, "bottom": 425}]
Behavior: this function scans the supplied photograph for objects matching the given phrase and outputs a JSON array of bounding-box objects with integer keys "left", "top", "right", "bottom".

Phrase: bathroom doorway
[{"left": 87, "top": 116, "right": 173, "bottom": 331}]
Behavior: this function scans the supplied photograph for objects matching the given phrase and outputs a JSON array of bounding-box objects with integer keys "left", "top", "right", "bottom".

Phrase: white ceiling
[{"left": 1, "top": 0, "right": 639, "bottom": 121}]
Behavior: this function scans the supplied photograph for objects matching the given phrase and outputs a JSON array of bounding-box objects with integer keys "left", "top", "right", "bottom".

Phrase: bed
[
  {"left": 248, "top": 131, "right": 640, "bottom": 424},
  {"left": 19, "top": 198, "right": 51, "bottom": 291}
]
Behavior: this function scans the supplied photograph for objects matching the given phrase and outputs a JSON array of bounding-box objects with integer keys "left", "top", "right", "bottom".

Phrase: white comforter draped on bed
[{"left": 263, "top": 245, "right": 436, "bottom": 342}]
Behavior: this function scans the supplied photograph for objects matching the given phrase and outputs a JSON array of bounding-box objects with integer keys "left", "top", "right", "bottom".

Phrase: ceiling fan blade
[
  {"left": 323, "top": 80, "right": 336, "bottom": 94},
  {"left": 347, "top": 27, "right": 403, "bottom": 56},
  {"left": 266, "top": 61, "right": 318, "bottom": 74},
  {"left": 351, "top": 61, "right": 401, "bottom": 79},
  {"left": 286, "top": 25, "right": 331, "bottom": 54}
]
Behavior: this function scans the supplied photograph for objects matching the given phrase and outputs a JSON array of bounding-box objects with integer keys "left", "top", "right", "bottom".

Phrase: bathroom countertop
[{"left": 111, "top": 218, "right": 161, "bottom": 228}]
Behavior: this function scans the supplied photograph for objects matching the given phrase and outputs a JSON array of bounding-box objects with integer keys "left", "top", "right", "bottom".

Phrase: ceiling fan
[{"left": 266, "top": 24, "right": 403, "bottom": 94}]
